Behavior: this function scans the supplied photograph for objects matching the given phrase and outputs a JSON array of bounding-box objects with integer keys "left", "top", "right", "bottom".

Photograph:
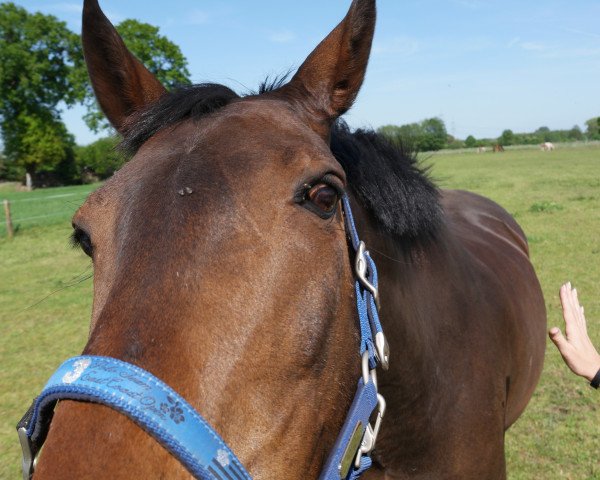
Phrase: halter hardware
[
  {"left": 354, "top": 393, "right": 386, "bottom": 468},
  {"left": 355, "top": 241, "right": 380, "bottom": 310}
]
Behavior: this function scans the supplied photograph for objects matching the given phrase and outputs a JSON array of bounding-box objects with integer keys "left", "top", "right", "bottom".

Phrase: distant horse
[
  {"left": 541, "top": 142, "right": 555, "bottom": 152},
  {"left": 29, "top": 0, "right": 546, "bottom": 478},
  {"left": 494, "top": 144, "right": 505, "bottom": 153},
  {"left": 477, "top": 146, "right": 487, "bottom": 153}
]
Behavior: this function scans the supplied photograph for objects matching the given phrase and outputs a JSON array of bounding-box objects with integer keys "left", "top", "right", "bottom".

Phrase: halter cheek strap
[{"left": 17, "top": 194, "right": 389, "bottom": 480}]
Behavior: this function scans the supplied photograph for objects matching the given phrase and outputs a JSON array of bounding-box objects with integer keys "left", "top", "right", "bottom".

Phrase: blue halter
[{"left": 17, "top": 194, "right": 389, "bottom": 480}]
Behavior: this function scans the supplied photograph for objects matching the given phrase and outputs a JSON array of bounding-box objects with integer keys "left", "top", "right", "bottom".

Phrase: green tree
[
  {"left": 75, "top": 136, "right": 125, "bottom": 181},
  {"left": 419, "top": 117, "right": 447, "bottom": 151},
  {"left": 0, "top": 3, "right": 84, "bottom": 182},
  {"left": 465, "top": 135, "right": 477, "bottom": 148},
  {"left": 83, "top": 19, "right": 191, "bottom": 132},
  {"left": 584, "top": 117, "right": 600, "bottom": 140},
  {"left": 534, "top": 126, "right": 551, "bottom": 142},
  {"left": 499, "top": 129, "right": 515, "bottom": 146},
  {"left": 568, "top": 125, "right": 583, "bottom": 141}
]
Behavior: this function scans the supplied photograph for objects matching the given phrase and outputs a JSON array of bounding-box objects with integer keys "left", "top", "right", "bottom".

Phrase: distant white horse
[
  {"left": 477, "top": 147, "right": 487, "bottom": 153},
  {"left": 540, "top": 142, "right": 555, "bottom": 151}
]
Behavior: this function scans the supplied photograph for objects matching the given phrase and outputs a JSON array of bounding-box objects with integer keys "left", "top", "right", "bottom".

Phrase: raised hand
[{"left": 549, "top": 283, "right": 600, "bottom": 382}]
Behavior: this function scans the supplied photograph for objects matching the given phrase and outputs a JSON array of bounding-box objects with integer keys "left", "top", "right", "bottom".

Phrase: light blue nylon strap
[
  {"left": 319, "top": 196, "right": 385, "bottom": 480},
  {"left": 343, "top": 195, "right": 380, "bottom": 368},
  {"left": 342, "top": 195, "right": 361, "bottom": 250},
  {"left": 355, "top": 281, "right": 375, "bottom": 359},
  {"left": 27, "top": 356, "right": 250, "bottom": 480}
]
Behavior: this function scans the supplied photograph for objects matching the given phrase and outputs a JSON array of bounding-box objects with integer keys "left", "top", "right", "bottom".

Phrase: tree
[
  {"left": 465, "top": 135, "right": 477, "bottom": 148},
  {"left": 0, "top": 3, "right": 84, "bottom": 182},
  {"left": 568, "top": 125, "right": 583, "bottom": 141},
  {"left": 75, "top": 137, "right": 125, "bottom": 180},
  {"left": 534, "top": 126, "right": 551, "bottom": 142},
  {"left": 83, "top": 19, "right": 191, "bottom": 132},
  {"left": 585, "top": 117, "right": 600, "bottom": 140},
  {"left": 419, "top": 117, "right": 447, "bottom": 151},
  {"left": 499, "top": 129, "right": 515, "bottom": 146}
]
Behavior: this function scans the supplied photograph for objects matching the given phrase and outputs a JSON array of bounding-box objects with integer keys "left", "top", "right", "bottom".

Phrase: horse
[
  {"left": 493, "top": 144, "right": 505, "bottom": 153},
  {"left": 540, "top": 142, "right": 555, "bottom": 152},
  {"left": 28, "top": 0, "right": 546, "bottom": 478},
  {"left": 477, "top": 146, "right": 487, "bottom": 153}
]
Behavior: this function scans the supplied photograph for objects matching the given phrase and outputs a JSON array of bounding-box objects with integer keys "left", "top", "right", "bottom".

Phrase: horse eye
[
  {"left": 306, "top": 184, "right": 340, "bottom": 216},
  {"left": 71, "top": 227, "right": 94, "bottom": 258}
]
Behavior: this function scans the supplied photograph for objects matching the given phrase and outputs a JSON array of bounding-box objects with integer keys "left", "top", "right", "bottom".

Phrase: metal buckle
[
  {"left": 375, "top": 332, "right": 390, "bottom": 371},
  {"left": 355, "top": 242, "right": 381, "bottom": 310},
  {"left": 354, "top": 393, "right": 386, "bottom": 468},
  {"left": 18, "top": 427, "right": 35, "bottom": 480}
]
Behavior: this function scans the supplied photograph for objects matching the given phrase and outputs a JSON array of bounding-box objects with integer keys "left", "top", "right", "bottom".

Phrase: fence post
[{"left": 3, "top": 199, "right": 14, "bottom": 239}]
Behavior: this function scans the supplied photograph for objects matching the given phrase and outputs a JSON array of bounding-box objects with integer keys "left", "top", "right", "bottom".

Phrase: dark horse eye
[
  {"left": 71, "top": 227, "right": 94, "bottom": 258},
  {"left": 306, "top": 183, "right": 340, "bottom": 217}
]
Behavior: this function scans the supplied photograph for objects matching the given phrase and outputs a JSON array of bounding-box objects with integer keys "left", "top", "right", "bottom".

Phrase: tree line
[
  {"left": 377, "top": 117, "right": 600, "bottom": 152},
  {"left": 0, "top": 3, "right": 190, "bottom": 186}
]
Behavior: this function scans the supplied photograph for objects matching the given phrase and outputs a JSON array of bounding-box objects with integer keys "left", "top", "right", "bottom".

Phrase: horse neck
[{"left": 356, "top": 206, "right": 452, "bottom": 406}]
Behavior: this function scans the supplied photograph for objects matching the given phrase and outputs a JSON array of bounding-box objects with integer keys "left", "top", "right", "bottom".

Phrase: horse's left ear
[
  {"left": 82, "top": 0, "right": 167, "bottom": 133},
  {"left": 278, "top": 0, "right": 376, "bottom": 134}
]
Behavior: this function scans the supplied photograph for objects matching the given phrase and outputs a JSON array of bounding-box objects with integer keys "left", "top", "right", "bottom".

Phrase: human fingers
[
  {"left": 571, "top": 288, "right": 586, "bottom": 329},
  {"left": 560, "top": 283, "right": 578, "bottom": 337}
]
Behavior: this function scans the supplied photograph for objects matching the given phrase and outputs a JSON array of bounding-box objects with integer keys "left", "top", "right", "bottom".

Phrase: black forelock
[
  {"left": 118, "top": 80, "right": 442, "bottom": 241},
  {"left": 120, "top": 84, "right": 240, "bottom": 154}
]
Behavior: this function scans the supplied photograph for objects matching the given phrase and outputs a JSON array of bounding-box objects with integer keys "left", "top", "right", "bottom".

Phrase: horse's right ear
[
  {"left": 82, "top": 0, "right": 166, "bottom": 133},
  {"left": 275, "top": 0, "right": 376, "bottom": 137}
]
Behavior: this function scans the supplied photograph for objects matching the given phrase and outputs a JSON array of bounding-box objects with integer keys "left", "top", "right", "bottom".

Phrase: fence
[{"left": 0, "top": 184, "right": 99, "bottom": 237}]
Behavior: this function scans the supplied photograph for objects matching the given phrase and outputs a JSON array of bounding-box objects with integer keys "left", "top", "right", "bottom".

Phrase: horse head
[{"left": 34, "top": 0, "right": 377, "bottom": 478}]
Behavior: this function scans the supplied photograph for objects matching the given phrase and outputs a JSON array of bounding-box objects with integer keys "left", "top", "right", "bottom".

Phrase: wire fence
[{"left": 1, "top": 184, "right": 100, "bottom": 237}]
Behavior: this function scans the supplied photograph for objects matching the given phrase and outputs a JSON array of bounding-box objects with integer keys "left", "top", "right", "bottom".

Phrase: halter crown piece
[{"left": 17, "top": 194, "right": 389, "bottom": 480}]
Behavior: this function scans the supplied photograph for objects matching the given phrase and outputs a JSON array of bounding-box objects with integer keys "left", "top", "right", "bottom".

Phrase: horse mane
[{"left": 119, "top": 81, "right": 442, "bottom": 241}]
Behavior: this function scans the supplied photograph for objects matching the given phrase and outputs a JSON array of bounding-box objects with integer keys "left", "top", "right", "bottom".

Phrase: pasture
[{"left": 1, "top": 145, "right": 599, "bottom": 478}]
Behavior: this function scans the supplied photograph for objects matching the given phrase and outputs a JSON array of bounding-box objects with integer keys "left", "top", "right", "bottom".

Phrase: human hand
[{"left": 549, "top": 282, "right": 600, "bottom": 382}]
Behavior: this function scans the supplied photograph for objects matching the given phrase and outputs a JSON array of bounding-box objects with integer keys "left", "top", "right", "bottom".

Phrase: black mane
[
  {"left": 119, "top": 82, "right": 442, "bottom": 241},
  {"left": 331, "top": 121, "right": 442, "bottom": 240}
]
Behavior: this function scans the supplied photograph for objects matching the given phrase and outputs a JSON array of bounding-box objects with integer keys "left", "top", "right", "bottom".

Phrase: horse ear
[
  {"left": 82, "top": 0, "right": 167, "bottom": 133},
  {"left": 278, "top": 0, "right": 376, "bottom": 134}
]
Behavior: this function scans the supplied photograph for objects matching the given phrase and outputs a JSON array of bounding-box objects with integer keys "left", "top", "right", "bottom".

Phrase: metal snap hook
[
  {"left": 354, "top": 393, "right": 387, "bottom": 468},
  {"left": 355, "top": 242, "right": 381, "bottom": 310}
]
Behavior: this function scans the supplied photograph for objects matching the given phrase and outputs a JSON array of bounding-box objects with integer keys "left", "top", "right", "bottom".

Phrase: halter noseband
[{"left": 17, "top": 194, "right": 389, "bottom": 480}]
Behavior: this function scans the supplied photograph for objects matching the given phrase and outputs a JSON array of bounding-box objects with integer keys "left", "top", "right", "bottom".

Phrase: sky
[{"left": 12, "top": 0, "right": 600, "bottom": 145}]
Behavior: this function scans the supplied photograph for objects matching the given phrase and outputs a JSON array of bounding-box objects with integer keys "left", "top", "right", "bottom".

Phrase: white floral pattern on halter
[
  {"left": 62, "top": 358, "right": 92, "bottom": 384},
  {"left": 216, "top": 449, "right": 230, "bottom": 467}
]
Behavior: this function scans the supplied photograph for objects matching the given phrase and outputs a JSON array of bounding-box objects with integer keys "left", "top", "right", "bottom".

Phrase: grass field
[{"left": 1, "top": 145, "right": 599, "bottom": 478}]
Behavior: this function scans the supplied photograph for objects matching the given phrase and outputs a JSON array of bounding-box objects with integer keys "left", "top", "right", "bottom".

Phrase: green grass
[{"left": 1, "top": 146, "right": 599, "bottom": 478}]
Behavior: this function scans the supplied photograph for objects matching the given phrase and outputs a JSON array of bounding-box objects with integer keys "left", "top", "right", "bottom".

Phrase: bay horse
[{"left": 29, "top": 0, "right": 546, "bottom": 478}]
